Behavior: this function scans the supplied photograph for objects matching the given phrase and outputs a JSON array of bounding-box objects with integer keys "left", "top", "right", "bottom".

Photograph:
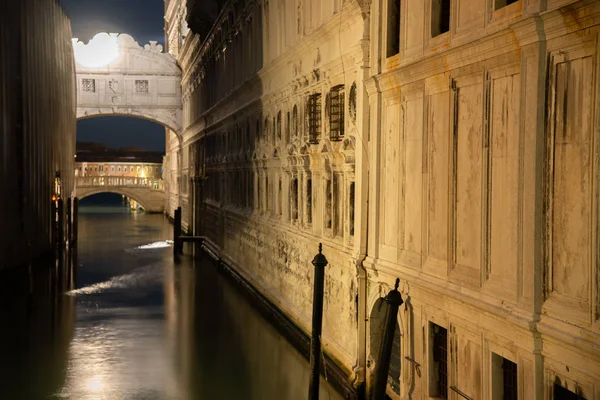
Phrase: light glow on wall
[{"left": 72, "top": 33, "right": 120, "bottom": 68}]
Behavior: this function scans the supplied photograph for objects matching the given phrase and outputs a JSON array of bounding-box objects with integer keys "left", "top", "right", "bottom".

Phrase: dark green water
[{"left": 0, "top": 193, "right": 342, "bottom": 400}]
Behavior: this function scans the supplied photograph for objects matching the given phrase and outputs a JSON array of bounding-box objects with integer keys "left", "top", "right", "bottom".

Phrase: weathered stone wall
[
  {"left": 0, "top": 0, "right": 76, "bottom": 270},
  {"left": 168, "top": 0, "right": 600, "bottom": 397},
  {"left": 365, "top": 0, "right": 600, "bottom": 398},
  {"left": 167, "top": 0, "right": 370, "bottom": 380}
]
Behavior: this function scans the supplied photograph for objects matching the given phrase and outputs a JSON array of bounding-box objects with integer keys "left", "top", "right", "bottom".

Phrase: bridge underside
[{"left": 76, "top": 186, "right": 165, "bottom": 213}]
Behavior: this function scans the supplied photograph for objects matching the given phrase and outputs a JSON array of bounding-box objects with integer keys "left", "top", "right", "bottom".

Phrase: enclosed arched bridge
[{"left": 75, "top": 176, "right": 166, "bottom": 212}]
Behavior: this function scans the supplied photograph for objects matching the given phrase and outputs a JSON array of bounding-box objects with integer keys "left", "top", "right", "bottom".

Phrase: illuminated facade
[
  {"left": 166, "top": 0, "right": 600, "bottom": 398},
  {"left": 75, "top": 162, "right": 163, "bottom": 179}
]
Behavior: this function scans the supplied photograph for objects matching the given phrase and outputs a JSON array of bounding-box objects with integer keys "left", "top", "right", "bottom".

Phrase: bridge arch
[
  {"left": 74, "top": 33, "right": 182, "bottom": 134},
  {"left": 77, "top": 187, "right": 165, "bottom": 213}
]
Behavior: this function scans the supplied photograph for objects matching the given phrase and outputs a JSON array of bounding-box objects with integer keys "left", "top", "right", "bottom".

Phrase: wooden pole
[
  {"left": 308, "top": 243, "right": 328, "bottom": 400},
  {"left": 372, "top": 278, "right": 403, "bottom": 400},
  {"left": 174, "top": 206, "right": 182, "bottom": 256}
]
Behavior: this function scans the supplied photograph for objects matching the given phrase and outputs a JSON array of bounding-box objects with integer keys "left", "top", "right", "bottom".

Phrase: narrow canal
[{"left": 0, "top": 194, "right": 342, "bottom": 400}]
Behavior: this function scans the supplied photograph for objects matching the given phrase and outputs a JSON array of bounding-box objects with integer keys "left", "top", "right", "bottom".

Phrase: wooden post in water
[
  {"left": 308, "top": 243, "right": 328, "bottom": 400},
  {"left": 372, "top": 278, "right": 403, "bottom": 400},
  {"left": 57, "top": 198, "right": 64, "bottom": 252},
  {"left": 66, "top": 197, "right": 72, "bottom": 248},
  {"left": 174, "top": 206, "right": 182, "bottom": 256},
  {"left": 72, "top": 197, "right": 79, "bottom": 248}
]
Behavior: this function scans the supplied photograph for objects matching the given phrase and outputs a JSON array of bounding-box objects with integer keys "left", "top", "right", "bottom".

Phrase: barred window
[
  {"left": 430, "top": 323, "right": 448, "bottom": 398},
  {"left": 308, "top": 93, "right": 322, "bottom": 144},
  {"left": 135, "top": 80, "right": 149, "bottom": 93},
  {"left": 82, "top": 79, "right": 95, "bottom": 92},
  {"left": 329, "top": 85, "right": 345, "bottom": 141}
]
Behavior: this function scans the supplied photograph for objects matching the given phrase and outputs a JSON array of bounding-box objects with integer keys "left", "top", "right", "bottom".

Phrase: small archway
[
  {"left": 76, "top": 187, "right": 164, "bottom": 213},
  {"left": 369, "top": 298, "right": 401, "bottom": 397}
]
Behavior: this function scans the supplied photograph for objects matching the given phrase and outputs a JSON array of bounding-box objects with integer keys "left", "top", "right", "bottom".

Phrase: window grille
[
  {"left": 135, "top": 80, "right": 149, "bottom": 93},
  {"left": 431, "top": 323, "right": 448, "bottom": 398},
  {"left": 308, "top": 93, "right": 322, "bottom": 144},
  {"left": 329, "top": 85, "right": 345, "bottom": 141},
  {"left": 82, "top": 79, "right": 95, "bottom": 92}
]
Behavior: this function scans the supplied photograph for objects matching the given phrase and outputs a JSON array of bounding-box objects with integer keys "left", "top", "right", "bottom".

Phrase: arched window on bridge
[
  {"left": 118, "top": 166, "right": 121, "bottom": 172},
  {"left": 130, "top": 166, "right": 133, "bottom": 172},
  {"left": 111, "top": 166, "right": 115, "bottom": 172}
]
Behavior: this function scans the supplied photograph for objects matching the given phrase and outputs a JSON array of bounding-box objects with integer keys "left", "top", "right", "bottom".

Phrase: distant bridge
[{"left": 75, "top": 176, "right": 165, "bottom": 212}]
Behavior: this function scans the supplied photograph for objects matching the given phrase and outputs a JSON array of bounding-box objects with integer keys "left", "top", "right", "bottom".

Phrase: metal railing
[{"left": 76, "top": 176, "right": 165, "bottom": 191}]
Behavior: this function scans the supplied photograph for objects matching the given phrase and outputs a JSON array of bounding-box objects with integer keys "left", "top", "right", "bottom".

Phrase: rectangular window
[
  {"left": 111, "top": 166, "right": 115, "bottom": 172},
  {"left": 430, "top": 322, "right": 448, "bottom": 398},
  {"left": 325, "top": 179, "right": 332, "bottom": 229},
  {"left": 492, "top": 354, "right": 518, "bottom": 400},
  {"left": 278, "top": 178, "right": 282, "bottom": 216},
  {"left": 291, "top": 178, "right": 299, "bottom": 221},
  {"left": 308, "top": 93, "right": 322, "bottom": 144},
  {"left": 286, "top": 111, "right": 291, "bottom": 142},
  {"left": 494, "top": 0, "right": 517, "bottom": 10},
  {"left": 306, "top": 178, "right": 312, "bottom": 224},
  {"left": 118, "top": 166, "right": 121, "bottom": 172},
  {"left": 130, "top": 166, "right": 133, "bottom": 172},
  {"left": 387, "top": 0, "right": 400, "bottom": 57},
  {"left": 135, "top": 80, "right": 149, "bottom": 93},
  {"left": 431, "top": 0, "right": 450, "bottom": 37},
  {"left": 349, "top": 181, "right": 355, "bottom": 236},
  {"left": 82, "top": 78, "right": 95, "bottom": 92},
  {"left": 333, "top": 174, "right": 342, "bottom": 236},
  {"left": 554, "top": 385, "right": 586, "bottom": 400},
  {"left": 329, "top": 85, "right": 345, "bottom": 141}
]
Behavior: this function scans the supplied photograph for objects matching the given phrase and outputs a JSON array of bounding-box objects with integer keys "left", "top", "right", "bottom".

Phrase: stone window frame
[
  {"left": 329, "top": 84, "right": 345, "bottom": 141},
  {"left": 385, "top": 0, "right": 401, "bottom": 58},
  {"left": 307, "top": 93, "right": 322, "bottom": 144},
  {"left": 82, "top": 78, "right": 96, "bottom": 92},
  {"left": 276, "top": 110, "right": 282, "bottom": 142},
  {"left": 292, "top": 104, "right": 299, "bottom": 138},
  {"left": 427, "top": 320, "right": 449, "bottom": 398}
]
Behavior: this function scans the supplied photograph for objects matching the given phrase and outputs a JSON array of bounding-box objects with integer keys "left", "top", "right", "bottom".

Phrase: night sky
[{"left": 60, "top": 0, "right": 167, "bottom": 153}]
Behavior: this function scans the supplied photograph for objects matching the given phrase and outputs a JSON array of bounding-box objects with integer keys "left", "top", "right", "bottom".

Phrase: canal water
[{"left": 0, "top": 193, "right": 342, "bottom": 400}]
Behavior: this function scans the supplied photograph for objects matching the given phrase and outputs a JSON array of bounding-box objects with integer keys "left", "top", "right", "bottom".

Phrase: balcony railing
[{"left": 76, "top": 176, "right": 165, "bottom": 191}]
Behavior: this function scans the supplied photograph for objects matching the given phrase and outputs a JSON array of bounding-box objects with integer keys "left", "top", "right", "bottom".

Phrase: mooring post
[
  {"left": 66, "top": 197, "right": 72, "bottom": 248},
  {"left": 57, "top": 198, "right": 64, "bottom": 252},
  {"left": 174, "top": 206, "right": 182, "bottom": 256},
  {"left": 72, "top": 197, "right": 79, "bottom": 248},
  {"left": 308, "top": 243, "right": 328, "bottom": 400},
  {"left": 372, "top": 278, "right": 404, "bottom": 400}
]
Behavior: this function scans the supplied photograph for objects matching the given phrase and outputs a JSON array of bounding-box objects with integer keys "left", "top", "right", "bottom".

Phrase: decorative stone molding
[{"left": 74, "top": 33, "right": 182, "bottom": 133}]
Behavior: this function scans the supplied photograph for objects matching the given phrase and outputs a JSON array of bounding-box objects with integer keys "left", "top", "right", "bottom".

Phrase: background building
[
  {"left": 0, "top": 0, "right": 76, "bottom": 271},
  {"left": 166, "top": 0, "right": 600, "bottom": 397}
]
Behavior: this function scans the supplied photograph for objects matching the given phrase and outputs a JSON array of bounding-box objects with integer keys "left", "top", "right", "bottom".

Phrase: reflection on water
[{"left": 0, "top": 193, "right": 341, "bottom": 399}]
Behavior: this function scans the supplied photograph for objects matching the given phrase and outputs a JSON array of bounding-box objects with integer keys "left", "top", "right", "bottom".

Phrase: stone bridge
[
  {"left": 73, "top": 33, "right": 182, "bottom": 133},
  {"left": 75, "top": 176, "right": 166, "bottom": 212}
]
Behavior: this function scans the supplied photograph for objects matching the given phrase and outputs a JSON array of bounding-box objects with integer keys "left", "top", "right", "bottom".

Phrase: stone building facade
[
  {"left": 166, "top": 0, "right": 600, "bottom": 397},
  {"left": 1, "top": 0, "right": 76, "bottom": 271}
]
